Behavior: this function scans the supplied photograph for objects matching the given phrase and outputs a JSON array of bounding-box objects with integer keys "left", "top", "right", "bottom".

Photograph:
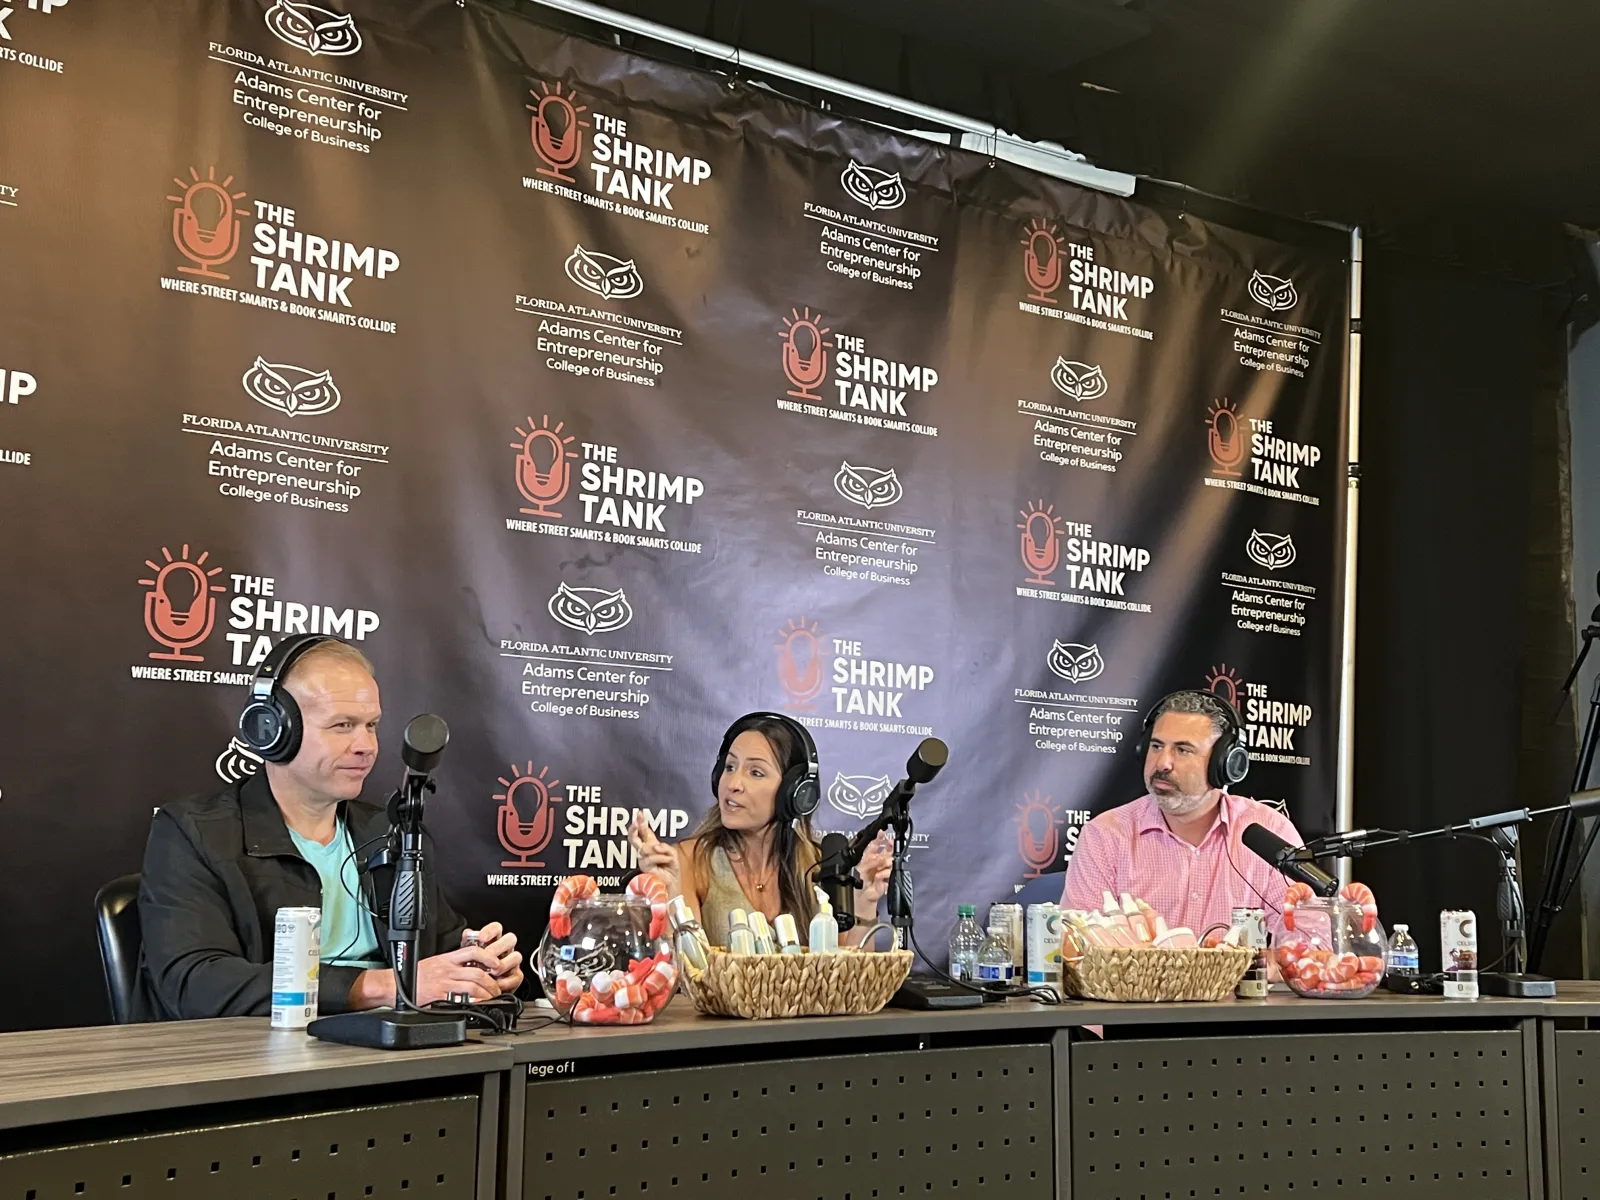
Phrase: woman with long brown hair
[{"left": 628, "top": 712, "right": 892, "bottom": 948}]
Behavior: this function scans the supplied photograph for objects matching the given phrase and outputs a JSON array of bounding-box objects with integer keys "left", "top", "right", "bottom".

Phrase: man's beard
[{"left": 1149, "top": 775, "right": 1211, "bottom": 817}]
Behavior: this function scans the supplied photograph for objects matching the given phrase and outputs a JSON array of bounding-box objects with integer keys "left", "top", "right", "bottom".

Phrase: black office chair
[
  {"left": 95, "top": 874, "right": 142, "bottom": 1025},
  {"left": 1012, "top": 871, "right": 1067, "bottom": 907}
]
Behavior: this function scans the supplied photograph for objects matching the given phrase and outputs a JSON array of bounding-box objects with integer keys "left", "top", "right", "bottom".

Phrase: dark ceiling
[{"left": 529, "top": 0, "right": 1600, "bottom": 283}]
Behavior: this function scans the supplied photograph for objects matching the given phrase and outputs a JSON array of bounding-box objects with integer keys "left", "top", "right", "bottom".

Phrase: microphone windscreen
[
  {"left": 820, "top": 832, "right": 850, "bottom": 863},
  {"left": 1571, "top": 788, "right": 1600, "bottom": 819},
  {"left": 906, "top": 737, "right": 949, "bottom": 784},
  {"left": 1240, "top": 822, "right": 1291, "bottom": 866},
  {"left": 402, "top": 714, "right": 449, "bottom": 772}
]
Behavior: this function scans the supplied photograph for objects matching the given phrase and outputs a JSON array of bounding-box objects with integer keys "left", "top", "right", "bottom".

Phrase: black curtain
[{"left": 1355, "top": 247, "right": 1576, "bottom": 974}]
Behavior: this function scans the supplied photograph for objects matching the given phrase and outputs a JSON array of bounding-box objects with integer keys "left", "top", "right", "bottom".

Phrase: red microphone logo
[
  {"left": 1015, "top": 791, "right": 1064, "bottom": 879},
  {"left": 168, "top": 167, "right": 247, "bottom": 280},
  {"left": 511, "top": 415, "right": 577, "bottom": 519},
  {"left": 780, "top": 307, "right": 832, "bottom": 401},
  {"left": 1207, "top": 398, "right": 1247, "bottom": 477},
  {"left": 1205, "top": 663, "right": 1244, "bottom": 709},
  {"left": 1018, "top": 500, "right": 1064, "bottom": 586},
  {"left": 527, "top": 81, "right": 590, "bottom": 184},
  {"left": 495, "top": 762, "right": 562, "bottom": 868},
  {"left": 1021, "top": 218, "right": 1063, "bottom": 304},
  {"left": 139, "top": 544, "right": 225, "bottom": 662},
  {"left": 775, "top": 617, "right": 827, "bottom": 711}
]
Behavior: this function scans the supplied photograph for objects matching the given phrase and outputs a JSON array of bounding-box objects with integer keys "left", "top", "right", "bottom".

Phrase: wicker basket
[
  {"left": 683, "top": 948, "right": 913, "bottom": 1019},
  {"left": 1064, "top": 944, "right": 1253, "bottom": 1002}
]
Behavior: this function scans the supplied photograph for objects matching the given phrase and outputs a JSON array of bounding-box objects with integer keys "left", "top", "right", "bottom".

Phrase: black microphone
[
  {"left": 1241, "top": 823, "right": 1339, "bottom": 898},
  {"left": 1572, "top": 788, "right": 1600, "bottom": 819},
  {"left": 402, "top": 713, "right": 449, "bottom": 774},
  {"left": 817, "top": 832, "right": 857, "bottom": 923}
]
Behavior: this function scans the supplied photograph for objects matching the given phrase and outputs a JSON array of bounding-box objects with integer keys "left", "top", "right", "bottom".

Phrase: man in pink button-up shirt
[{"left": 1062, "top": 690, "right": 1302, "bottom": 942}]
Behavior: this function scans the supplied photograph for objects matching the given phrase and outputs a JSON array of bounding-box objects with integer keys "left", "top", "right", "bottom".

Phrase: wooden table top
[{"left": 0, "top": 1017, "right": 510, "bottom": 1130}]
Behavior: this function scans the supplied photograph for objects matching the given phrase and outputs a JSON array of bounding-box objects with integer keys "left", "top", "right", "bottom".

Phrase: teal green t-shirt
[{"left": 289, "top": 820, "right": 384, "bottom": 967}]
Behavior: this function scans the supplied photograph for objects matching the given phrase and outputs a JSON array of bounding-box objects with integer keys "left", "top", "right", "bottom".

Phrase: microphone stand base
[
  {"left": 887, "top": 977, "right": 984, "bottom": 1010},
  {"left": 1478, "top": 972, "right": 1557, "bottom": 998},
  {"left": 307, "top": 1008, "right": 468, "bottom": 1050}
]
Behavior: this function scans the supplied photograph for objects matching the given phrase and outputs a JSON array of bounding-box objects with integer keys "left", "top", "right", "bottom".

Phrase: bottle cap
[
  {"left": 958, "top": 904, "right": 976, "bottom": 917},
  {"left": 1394, "top": 923, "right": 1409, "bottom": 932}
]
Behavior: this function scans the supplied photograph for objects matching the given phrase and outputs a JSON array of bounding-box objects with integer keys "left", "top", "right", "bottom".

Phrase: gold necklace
[{"left": 729, "top": 849, "right": 775, "bottom": 895}]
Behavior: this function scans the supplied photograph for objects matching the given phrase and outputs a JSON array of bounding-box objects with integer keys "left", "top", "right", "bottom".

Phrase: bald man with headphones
[
  {"left": 1060, "top": 690, "right": 1304, "bottom": 941},
  {"left": 135, "top": 635, "right": 525, "bottom": 1021}
]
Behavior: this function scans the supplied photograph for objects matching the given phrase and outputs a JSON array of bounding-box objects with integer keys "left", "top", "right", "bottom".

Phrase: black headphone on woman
[
  {"left": 1133, "top": 689, "right": 1251, "bottom": 790},
  {"left": 237, "top": 634, "right": 344, "bottom": 764},
  {"left": 711, "top": 712, "right": 821, "bottom": 821}
]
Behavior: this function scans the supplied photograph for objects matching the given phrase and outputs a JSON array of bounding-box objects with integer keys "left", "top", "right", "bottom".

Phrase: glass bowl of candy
[
  {"left": 1273, "top": 895, "right": 1388, "bottom": 999},
  {"left": 536, "top": 874, "right": 677, "bottom": 1024}
]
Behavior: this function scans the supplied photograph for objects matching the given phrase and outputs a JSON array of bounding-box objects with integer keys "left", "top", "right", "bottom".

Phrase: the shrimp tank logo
[
  {"left": 780, "top": 307, "right": 832, "bottom": 402},
  {"left": 563, "top": 245, "right": 643, "bottom": 301},
  {"left": 528, "top": 81, "right": 590, "bottom": 184},
  {"left": 840, "top": 160, "right": 906, "bottom": 211},
  {"left": 496, "top": 761, "right": 562, "bottom": 868},
  {"left": 1019, "top": 500, "right": 1064, "bottom": 586},
  {"left": 511, "top": 415, "right": 577, "bottom": 519},
  {"left": 548, "top": 583, "right": 633, "bottom": 636},
  {"left": 775, "top": 616, "right": 828, "bottom": 711},
  {"left": 833, "top": 461, "right": 902, "bottom": 510},
  {"left": 1021, "top": 218, "right": 1064, "bottom": 304},
  {"left": 1015, "top": 791, "right": 1064, "bottom": 878},
  {"left": 140, "top": 544, "right": 226, "bottom": 661},
  {"left": 1206, "top": 398, "right": 1246, "bottom": 477}
]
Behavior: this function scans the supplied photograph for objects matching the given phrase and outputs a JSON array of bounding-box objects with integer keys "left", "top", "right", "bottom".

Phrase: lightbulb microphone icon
[
  {"left": 1207, "top": 399, "right": 1247, "bottom": 477},
  {"left": 1022, "top": 218, "right": 1063, "bottom": 303},
  {"left": 775, "top": 617, "right": 826, "bottom": 710},
  {"left": 168, "top": 167, "right": 247, "bottom": 280},
  {"left": 511, "top": 415, "right": 577, "bottom": 518},
  {"left": 527, "top": 82, "right": 589, "bottom": 183},
  {"left": 495, "top": 763, "right": 561, "bottom": 868},
  {"left": 1018, "top": 502, "right": 1063, "bottom": 586},
  {"left": 780, "top": 307, "right": 832, "bottom": 401},
  {"left": 1014, "top": 792, "right": 1063, "bottom": 879},
  {"left": 139, "top": 544, "right": 225, "bottom": 662}
]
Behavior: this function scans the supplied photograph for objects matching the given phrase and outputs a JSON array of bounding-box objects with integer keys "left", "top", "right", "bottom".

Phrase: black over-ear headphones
[
  {"left": 1133, "top": 690, "right": 1251, "bottom": 790},
  {"left": 712, "top": 712, "right": 821, "bottom": 821},
  {"left": 237, "top": 634, "right": 343, "bottom": 764}
]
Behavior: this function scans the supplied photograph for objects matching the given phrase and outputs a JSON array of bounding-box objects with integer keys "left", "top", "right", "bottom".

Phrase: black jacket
[{"left": 134, "top": 773, "right": 466, "bottom": 1021}]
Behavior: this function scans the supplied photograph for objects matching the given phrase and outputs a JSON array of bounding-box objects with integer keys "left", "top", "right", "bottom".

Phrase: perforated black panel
[
  {"left": 1555, "top": 1030, "right": 1600, "bottom": 1199},
  {"left": 1072, "top": 1029, "right": 1529, "bottom": 1199},
  {"left": 522, "top": 1044, "right": 1053, "bottom": 1199},
  {"left": 0, "top": 1095, "right": 478, "bottom": 1199}
]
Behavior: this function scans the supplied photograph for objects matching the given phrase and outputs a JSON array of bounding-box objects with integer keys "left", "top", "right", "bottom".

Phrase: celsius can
[
  {"left": 1231, "top": 907, "right": 1269, "bottom": 998},
  {"left": 1440, "top": 910, "right": 1479, "bottom": 1000},
  {"left": 271, "top": 906, "right": 322, "bottom": 1030},
  {"left": 1026, "top": 903, "right": 1062, "bottom": 988},
  {"left": 989, "top": 903, "right": 1025, "bottom": 972}
]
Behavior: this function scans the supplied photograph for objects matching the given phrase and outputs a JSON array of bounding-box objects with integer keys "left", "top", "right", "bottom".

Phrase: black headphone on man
[
  {"left": 1133, "top": 689, "right": 1251, "bottom": 790},
  {"left": 237, "top": 633, "right": 345, "bottom": 764},
  {"left": 711, "top": 712, "right": 821, "bottom": 821}
]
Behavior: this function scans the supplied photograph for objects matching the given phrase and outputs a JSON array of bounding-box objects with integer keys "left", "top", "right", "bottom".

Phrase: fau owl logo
[
  {"left": 1047, "top": 641, "right": 1105, "bottom": 684},
  {"left": 264, "top": 0, "right": 362, "bottom": 56},
  {"left": 242, "top": 357, "right": 342, "bottom": 418},
  {"left": 827, "top": 773, "right": 894, "bottom": 820},
  {"left": 1245, "top": 530, "right": 1297, "bottom": 571},
  {"left": 840, "top": 161, "right": 907, "bottom": 211},
  {"left": 1248, "top": 270, "right": 1298, "bottom": 312},
  {"left": 563, "top": 245, "right": 644, "bottom": 301},
  {"left": 1050, "top": 358, "right": 1108, "bottom": 403},
  {"left": 547, "top": 583, "right": 633, "bottom": 635},
  {"left": 833, "top": 462, "right": 903, "bottom": 510},
  {"left": 215, "top": 737, "right": 265, "bottom": 784}
]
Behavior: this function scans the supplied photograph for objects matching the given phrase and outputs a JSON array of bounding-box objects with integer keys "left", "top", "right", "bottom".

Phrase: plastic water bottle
[
  {"left": 977, "top": 923, "right": 1016, "bottom": 985},
  {"left": 1388, "top": 924, "right": 1419, "bottom": 977},
  {"left": 948, "top": 904, "right": 984, "bottom": 981}
]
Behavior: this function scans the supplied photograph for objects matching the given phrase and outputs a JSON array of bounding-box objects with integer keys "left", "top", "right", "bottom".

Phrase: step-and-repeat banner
[{"left": 0, "top": 0, "right": 1349, "bottom": 1027}]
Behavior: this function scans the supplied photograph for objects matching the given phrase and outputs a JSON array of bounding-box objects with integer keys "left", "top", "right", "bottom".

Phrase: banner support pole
[
  {"left": 514, "top": 0, "right": 1136, "bottom": 196},
  {"left": 1335, "top": 227, "right": 1364, "bottom": 882}
]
